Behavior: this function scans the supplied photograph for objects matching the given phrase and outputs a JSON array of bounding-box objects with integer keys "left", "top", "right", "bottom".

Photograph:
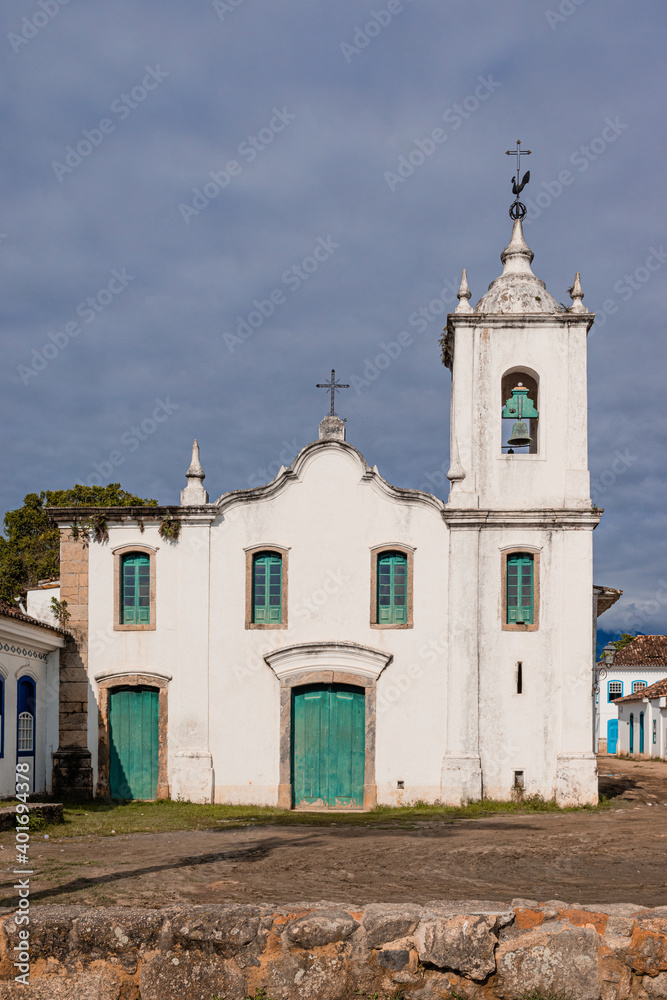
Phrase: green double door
[
  {"left": 109, "top": 687, "right": 159, "bottom": 800},
  {"left": 292, "top": 684, "right": 365, "bottom": 808}
]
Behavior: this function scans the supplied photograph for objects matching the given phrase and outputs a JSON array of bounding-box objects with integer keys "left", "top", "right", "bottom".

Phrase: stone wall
[
  {"left": 51, "top": 528, "right": 93, "bottom": 800},
  {"left": 0, "top": 899, "right": 666, "bottom": 998}
]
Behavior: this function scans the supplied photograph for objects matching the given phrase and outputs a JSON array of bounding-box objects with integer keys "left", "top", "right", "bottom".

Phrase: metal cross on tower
[
  {"left": 505, "top": 139, "right": 531, "bottom": 220},
  {"left": 316, "top": 369, "right": 350, "bottom": 417}
]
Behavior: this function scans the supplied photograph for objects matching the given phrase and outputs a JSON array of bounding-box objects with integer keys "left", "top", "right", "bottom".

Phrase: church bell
[
  {"left": 502, "top": 382, "right": 538, "bottom": 451},
  {"left": 507, "top": 420, "right": 532, "bottom": 449}
]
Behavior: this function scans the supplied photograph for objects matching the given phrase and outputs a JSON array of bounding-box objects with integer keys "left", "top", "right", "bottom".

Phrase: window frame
[
  {"left": 632, "top": 680, "right": 647, "bottom": 694},
  {"left": 608, "top": 680, "right": 623, "bottom": 702},
  {"left": 501, "top": 548, "right": 540, "bottom": 632},
  {"left": 113, "top": 544, "right": 157, "bottom": 631},
  {"left": 16, "top": 676, "right": 36, "bottom": 759},
  {"left": 245, "top": 544, "right": 289, "bottom": 630},
  {"left": 370, "top": 545, "right": 414, "bottom": 629}
]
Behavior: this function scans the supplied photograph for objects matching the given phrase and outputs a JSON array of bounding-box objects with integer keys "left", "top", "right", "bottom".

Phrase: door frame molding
[
  {"left": 278, "top": 670, "right": 377, "bottom": 810},
  {"left": 96, "top": 673, "right": 169, "bottom": 800}
]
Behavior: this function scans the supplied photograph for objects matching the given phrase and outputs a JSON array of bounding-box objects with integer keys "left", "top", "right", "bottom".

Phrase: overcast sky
[{"left": 2, "top": 0, "right": 666, "bottom": 640}]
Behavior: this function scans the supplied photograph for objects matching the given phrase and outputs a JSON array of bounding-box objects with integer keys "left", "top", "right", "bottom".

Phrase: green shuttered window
[
  {"left": 252, "top": 552, "right": 282, "bottom": 624},
  {"left": 121, "top": 553, "right": 151, "bottom": 625},
  {"left": 506, "top": 553, "right": 534, "bottom": 625},
  {"left": 377, "top": 551, "right": 408, "bottom": 624}
]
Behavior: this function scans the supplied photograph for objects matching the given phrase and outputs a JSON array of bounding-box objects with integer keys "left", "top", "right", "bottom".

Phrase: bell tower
[{"left": 440, "top": 186, "right": 601, "bottom": 806}]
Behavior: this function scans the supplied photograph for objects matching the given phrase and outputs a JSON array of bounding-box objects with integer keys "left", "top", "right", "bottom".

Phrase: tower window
[
  {"left": 501, "top": 370, "right": 539, "bottom": 455},
  {"left": 506, "top": 554, "right": 534, "bottom": 625}
]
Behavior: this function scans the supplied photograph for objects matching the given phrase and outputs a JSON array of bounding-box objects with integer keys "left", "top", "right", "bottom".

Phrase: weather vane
[
  {"left": 505, "top": 139, "right": 531, "bottom": 220},
  {"left": 316, "top": 369, "right": 350, "bottom": 417}
]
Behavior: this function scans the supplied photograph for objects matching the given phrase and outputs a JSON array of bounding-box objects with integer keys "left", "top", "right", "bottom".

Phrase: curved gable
[{"left": 213, "top": 438, "right": 445, "bottom": 514}]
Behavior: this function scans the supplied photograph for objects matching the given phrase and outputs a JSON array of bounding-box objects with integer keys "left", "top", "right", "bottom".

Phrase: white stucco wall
[{"left": 617, "top": 695, "right": 667, "bottom": 757}]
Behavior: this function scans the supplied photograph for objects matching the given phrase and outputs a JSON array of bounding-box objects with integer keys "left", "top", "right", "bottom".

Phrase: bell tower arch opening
[{"left": 501, "top": 368, "right": 539, "bottom": 455}]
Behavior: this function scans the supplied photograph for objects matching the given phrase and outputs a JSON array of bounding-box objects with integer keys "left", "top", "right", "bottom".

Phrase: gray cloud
[{"left": 2, "top": 0, "right": 667, "bottom": 630}]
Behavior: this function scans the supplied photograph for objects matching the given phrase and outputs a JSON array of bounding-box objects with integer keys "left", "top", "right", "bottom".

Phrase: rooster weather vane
[{"left": 505, "top": 139, "right": 531, "bottom": 220}]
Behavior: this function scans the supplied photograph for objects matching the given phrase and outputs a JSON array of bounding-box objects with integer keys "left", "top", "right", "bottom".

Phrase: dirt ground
[{"left": 4, "top": 756, "right": 667, "bottom": 909}]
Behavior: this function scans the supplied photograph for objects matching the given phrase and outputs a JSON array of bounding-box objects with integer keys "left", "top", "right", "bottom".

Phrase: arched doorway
[
  {"left": 291, "top": 683, "right": 365, "bottom": 808},
  {"left": 639, "top": 711, "right": 645, "bottom": 754}
]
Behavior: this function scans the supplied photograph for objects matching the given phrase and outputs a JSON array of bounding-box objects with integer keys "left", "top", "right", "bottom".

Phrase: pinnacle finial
[
  {"left": 181, "top": 439, "right": 209, "bottom": 505},
  {"left": 499, "top": 218, "right": 535, "bottom": 276},
  {"left": 568, "top": 272, "right": 588, "bottom": 313},
  {"left": 186, "top": 439, "right": 205, "bottom": 480},
  {"left": 455, "top": 268, "right": 473, "bottom": 313}
]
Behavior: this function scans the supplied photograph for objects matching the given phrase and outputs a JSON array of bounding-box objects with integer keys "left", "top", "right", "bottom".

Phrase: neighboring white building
[
  {"left": 0, "top": 598, "right": 64, "bottom": 797},
  {"left": 49, "top": 217, "right": 613, "bottom": 807},
  {"left": 597, "top": 635, "right": 667, "bottom": 755},
  {"left": 616, "top": 674, "right": 667, "bottom": 758}
]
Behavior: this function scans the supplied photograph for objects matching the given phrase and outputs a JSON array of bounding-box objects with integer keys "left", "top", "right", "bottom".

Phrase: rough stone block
[
  {"left": 495, "top": 924, "right": 600, "bottom": 1000},
  {"left": 414, "top": 913, "right": 497, "bottom": 981},
  {"left": 72, "top": 908, "right": 165, "bottom": 957},
  {"left": 623, "top": 926, "right": 667, "bottom": 974},
  {"left": 0, "top": 969, "right": 123, "bottom": 999},
  {"left": 140, "top": 951, "right": 245, "bottom": 1000},
  {"left": 644, "top": 971, "right": 667, "bottom": 998},
  {"left": 166, "top": 905, "right": 261, "bottom": 955},
  {"left": 286, "top": 909, "right": 359, "bottom": 949},
  {"left": 362, "top": 903, "right": 422, "bottom": 948}
]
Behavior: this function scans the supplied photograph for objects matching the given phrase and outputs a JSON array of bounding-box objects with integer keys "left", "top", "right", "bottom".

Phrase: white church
[{"left": 44, "top": 213, "right": 616, "bottom": 808}]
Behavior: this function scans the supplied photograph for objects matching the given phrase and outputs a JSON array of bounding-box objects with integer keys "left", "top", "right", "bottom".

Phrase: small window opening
[
  {"left": 513, "top": 770, "right": 525, "bottom": 790},
  {"left": 396, "top": 780, "right": 404, "bottom": 789},
  {"left": 516, "top": 662, "right": 523, "bottom": 694}
]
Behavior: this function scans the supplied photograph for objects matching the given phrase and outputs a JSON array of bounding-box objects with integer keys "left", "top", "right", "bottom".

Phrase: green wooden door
[
  {"left": 109, "top": 687, "right": 159, "bottom": 799},
  {"left": 292, "top": 685, "right": 365, "bottom": 808}
]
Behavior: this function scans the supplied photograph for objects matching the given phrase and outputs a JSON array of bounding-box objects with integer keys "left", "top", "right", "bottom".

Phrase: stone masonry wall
[
  {"left": 0, "top": 899, "right": 666, "bottom": 999},
  {"left": 51, "top": 528, "right": 93, "bottom": 799}
]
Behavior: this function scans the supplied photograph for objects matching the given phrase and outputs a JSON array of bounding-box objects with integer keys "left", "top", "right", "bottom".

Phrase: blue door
[
  {"left": 639, "top": 712, "right": 645, "bottom": 754},
  {"left": 607, "top": 719, "right": 618, "bottom": 754}
]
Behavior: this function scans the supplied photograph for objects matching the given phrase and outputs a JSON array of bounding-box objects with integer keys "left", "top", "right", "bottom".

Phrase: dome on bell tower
[{"left": 474, "top": 218, "right": 562, "bottom": 315}]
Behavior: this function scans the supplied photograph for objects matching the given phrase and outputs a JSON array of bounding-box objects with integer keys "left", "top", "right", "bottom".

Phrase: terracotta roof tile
[
  {"left": 617, "top": 675, "right": 667, "bottom": 702},
  {"left": 612, "top": 634, "right": 667, "bottom": 667},
  {"left": 0, "top": 599, "right": 65, "bottom": 636}
]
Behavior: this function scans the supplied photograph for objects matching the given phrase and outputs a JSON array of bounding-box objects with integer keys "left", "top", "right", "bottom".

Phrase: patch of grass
[{"left": 5, "top": 792, "right": 614, "bottom": 842}]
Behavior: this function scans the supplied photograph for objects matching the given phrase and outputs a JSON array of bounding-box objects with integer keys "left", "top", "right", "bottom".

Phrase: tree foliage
[
  {"left": 0, "top": 484, "right": 157, "bottom": 601},
  {"left": 610, "top": 632, "right": 638, "bottom": 651}
]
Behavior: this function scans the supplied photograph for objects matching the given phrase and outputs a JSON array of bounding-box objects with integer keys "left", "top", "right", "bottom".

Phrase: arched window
[
  {"left": 632, "top": 680, "right": 647, "bottom": 694},
  {"left": 376, "top": 551, "right": 408, "bottom": 625},
  {"left": 17, "top": 677, "right": 35, "bottom": 758},
  {"left": 121, "top": 553, "right": 151, "bottom": 625},
  {"left": 501, "top": 370, "right": 539, "bottom": 455},
  {"left": 252, "top": 552, "right": 283, "bottom": 624}
]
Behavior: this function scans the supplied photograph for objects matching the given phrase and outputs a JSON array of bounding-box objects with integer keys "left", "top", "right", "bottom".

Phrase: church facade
[{"left": 50, "top": 218, "right": 607, "bottom": 807}]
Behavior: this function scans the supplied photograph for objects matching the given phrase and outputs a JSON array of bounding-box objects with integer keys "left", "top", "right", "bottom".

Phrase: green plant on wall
[
  {"left": 158, "top": 513, "right": 181, "bottom": 541},
  {"left": 49, "top": 597, "right": 71, "bottom": 629}
]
